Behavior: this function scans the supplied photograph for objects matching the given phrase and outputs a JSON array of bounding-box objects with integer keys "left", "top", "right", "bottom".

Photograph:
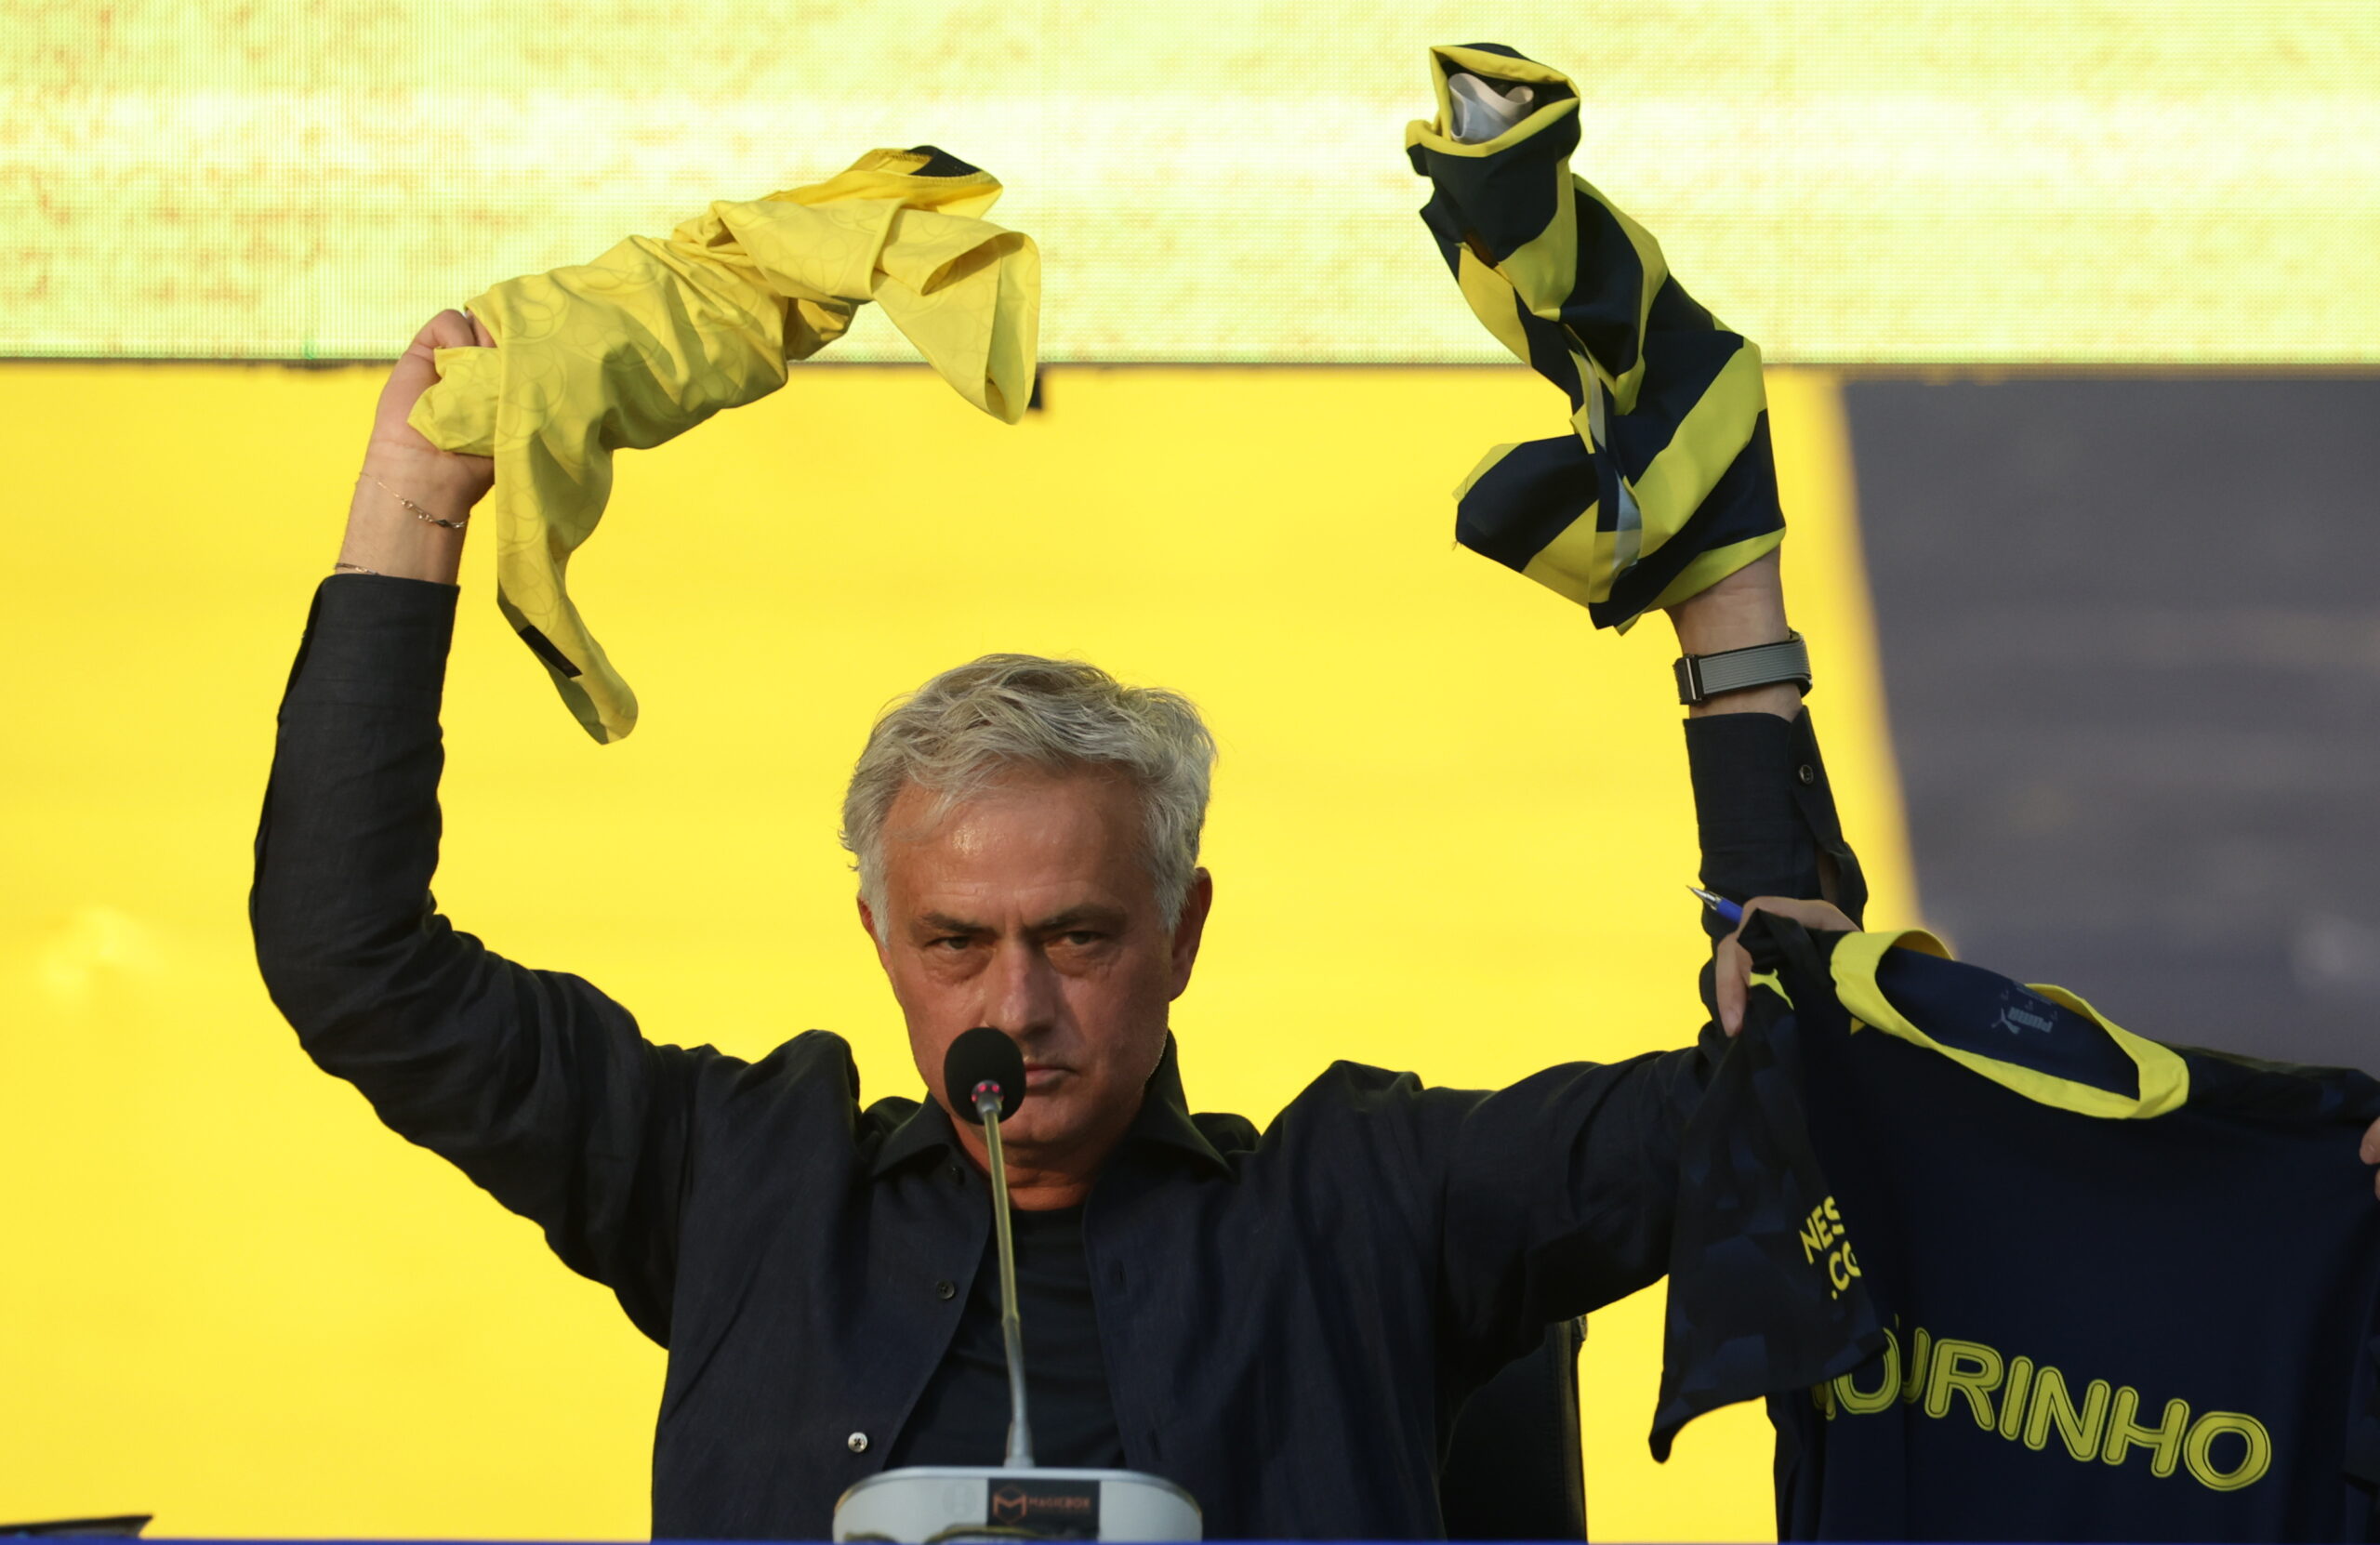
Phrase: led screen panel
[{"left": 7, "top": 1, "right": 2376, "bottom": 363}]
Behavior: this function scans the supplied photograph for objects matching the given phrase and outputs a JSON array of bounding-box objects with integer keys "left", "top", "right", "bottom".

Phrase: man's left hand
[
  {"left": 2363, "top": 1120, "right": 2380, "bottom": 1200},
  {"left": 1713, "top": 895, "right": 1857, "bottom": 1037}
]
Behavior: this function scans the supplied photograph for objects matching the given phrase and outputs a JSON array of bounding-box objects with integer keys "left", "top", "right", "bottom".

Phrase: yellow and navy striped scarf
[{"left": 1407, "top": 44, "right": 1784, "bottom": 629}]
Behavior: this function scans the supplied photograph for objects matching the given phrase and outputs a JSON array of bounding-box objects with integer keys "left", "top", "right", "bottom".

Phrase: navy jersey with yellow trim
[{"left": 1659, "top": 923, "right": 2380, "bottom": 1540}]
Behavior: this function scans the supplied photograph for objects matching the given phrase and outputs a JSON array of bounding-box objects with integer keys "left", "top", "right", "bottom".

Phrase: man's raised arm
[
  {"left": 1667, "top": 548, "right": 1867, "bottom": 1005},
  {"left": 249, "top": 311, "right": 715, "bottom": 1342}
]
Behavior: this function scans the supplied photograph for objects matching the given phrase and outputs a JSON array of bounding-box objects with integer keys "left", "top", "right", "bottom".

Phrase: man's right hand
[{"left": 336, "top": 310, "right": 497, "bottom": 584}]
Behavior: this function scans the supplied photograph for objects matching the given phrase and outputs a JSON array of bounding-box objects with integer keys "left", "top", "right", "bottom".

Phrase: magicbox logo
[{"left": 987, "top": 1479, "right": 1100, "bottom": 1537}]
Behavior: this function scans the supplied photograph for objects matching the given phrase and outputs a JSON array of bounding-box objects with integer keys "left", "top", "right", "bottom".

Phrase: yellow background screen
[
  {"left": 8, "top": 0, "right": 2377, "bottom": 365},
  {"left": 3, "top": 361, "right": 1912, "bottom": 1538}
]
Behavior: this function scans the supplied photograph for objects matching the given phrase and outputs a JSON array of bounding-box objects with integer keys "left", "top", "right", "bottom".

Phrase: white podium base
[{"left": 832, "top": 1465, "right": 1201, "bottom": 1543}]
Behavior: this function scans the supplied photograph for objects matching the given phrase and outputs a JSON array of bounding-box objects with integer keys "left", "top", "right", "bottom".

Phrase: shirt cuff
[
  {"left": 284, "top": 574, "right": 460, "bottom": 702},
  {"left": 1682, "top": 706, "right": 1867, "bottom": 926},
  {"left": 1684, "top": 710, "right": 1808, "bottom": 843}
]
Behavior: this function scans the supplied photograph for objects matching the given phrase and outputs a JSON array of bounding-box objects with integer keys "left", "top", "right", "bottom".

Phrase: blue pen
[{"left": 1687, "top": 884, "right": 1743, "bottom": 927}]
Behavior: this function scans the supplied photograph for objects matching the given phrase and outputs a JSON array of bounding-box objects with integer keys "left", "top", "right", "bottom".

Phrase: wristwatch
[{"left": 1674, "top": 630, "right": 1812, "bottom": 706}]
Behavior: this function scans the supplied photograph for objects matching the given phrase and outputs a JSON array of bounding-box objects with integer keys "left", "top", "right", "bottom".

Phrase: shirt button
[
  {"left": 1797, "top": 764, "right": 1817, "bottom": 786},
  {"left": 946, "top": 1162, "right": 965, "bottom": 1185},
  {"left": 847, "top": 1432, "right": 869, "bottom": 1453},
  {"left": 936, "top": 1279, "right": 958, "bottom": 1300}
]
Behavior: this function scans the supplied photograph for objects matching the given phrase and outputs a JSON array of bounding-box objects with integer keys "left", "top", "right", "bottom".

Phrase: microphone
[
  {"left": 943, "top": 1027, "right": 1033, "bottom": 1469},
  {"left": 829, "top": 1030, "right": 1201, "bottom": 1540},
  {"left": 945, "top": 1024, "right": 1026, "bottom": 1124}
]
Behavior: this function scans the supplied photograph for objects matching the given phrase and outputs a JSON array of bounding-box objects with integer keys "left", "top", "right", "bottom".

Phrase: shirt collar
[
  {"left": 1127, "top": 1035, "right": 1235, "bottom": 1176},
  {"left": 869, "top": 1089, "right": 964, "bottom": 1178},
  {"left": 868, "top": 1033, "right": 1232, "bottom": 1180}
]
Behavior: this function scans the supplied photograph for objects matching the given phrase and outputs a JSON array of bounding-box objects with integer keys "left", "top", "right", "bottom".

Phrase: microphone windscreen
[{"left": 944, "top": 1027, "right": 1026, "bottom": 1124}]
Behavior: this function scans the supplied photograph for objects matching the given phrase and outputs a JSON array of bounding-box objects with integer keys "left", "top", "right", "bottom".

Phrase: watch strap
[{"left": 1674, "top": 631, "right": 1812, "bottom": 706}]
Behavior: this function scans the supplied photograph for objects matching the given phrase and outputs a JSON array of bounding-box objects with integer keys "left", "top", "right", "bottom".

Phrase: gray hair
[{"left": 840, "top": 654, "right": 1217, "bottom": 932}]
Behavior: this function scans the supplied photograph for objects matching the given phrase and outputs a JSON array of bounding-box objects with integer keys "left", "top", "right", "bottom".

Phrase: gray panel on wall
[{"left": 1844, "top": 376, "right": 2380, "bottom": 1071}]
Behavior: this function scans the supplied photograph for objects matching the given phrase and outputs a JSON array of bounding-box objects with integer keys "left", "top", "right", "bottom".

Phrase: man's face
[{"left": 860, "top": 767, "right": 1210, "bottom": 1175}]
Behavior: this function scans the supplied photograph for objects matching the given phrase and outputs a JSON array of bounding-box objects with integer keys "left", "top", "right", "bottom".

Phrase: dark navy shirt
[
  {"left": 886, "top": 1204, "right": 1128, "bottom": 1472},
  {"left": 249, "top": 574, "right": 1859, "bottom": 1539}
]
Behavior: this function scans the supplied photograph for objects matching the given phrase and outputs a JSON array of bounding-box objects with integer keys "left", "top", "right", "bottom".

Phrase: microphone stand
[
  {"left": 974, "top": 1078, "right": 1035, "bottom": 1470},
  {"left": 829, "top": 1029, "right": 1199, "bottom": 1541}
]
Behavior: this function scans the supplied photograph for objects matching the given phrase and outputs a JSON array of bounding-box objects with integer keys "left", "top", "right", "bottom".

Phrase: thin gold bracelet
[
  {"left": 332, "top": 562, "right": 380, "bottom": 575},
  {"left": 364, "top": 472, "right": 470, "bottom": 531}
]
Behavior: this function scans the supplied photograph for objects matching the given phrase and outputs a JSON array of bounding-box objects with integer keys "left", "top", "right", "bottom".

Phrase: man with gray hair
[
  {"left": 838, "top": 653, "right": 1222, "bottom": 1207},
  {"left": 254, "top": 310, "right": 1854, "bottom": 1538}
]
